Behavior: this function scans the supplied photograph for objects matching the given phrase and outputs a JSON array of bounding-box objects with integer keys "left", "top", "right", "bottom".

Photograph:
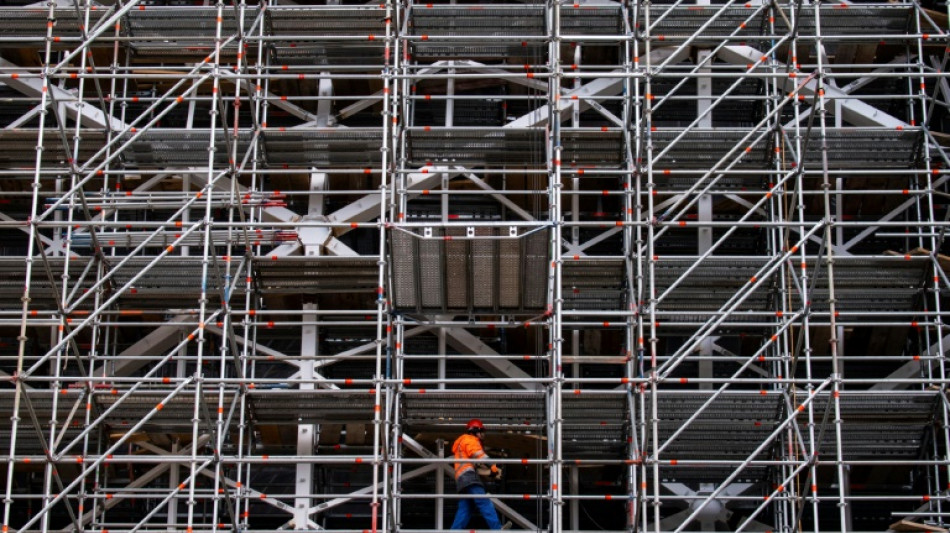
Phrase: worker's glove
[{"left": 490, "top": 465, "right": 502, "bottom": 480}]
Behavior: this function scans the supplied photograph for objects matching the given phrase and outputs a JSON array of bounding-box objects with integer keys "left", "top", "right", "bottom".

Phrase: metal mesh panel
[
  {"left": 445, "top": 228, "right": 469, "bottom": 310},
  {"left": 0, "top": 257, "right": 96, "bottom": 310},
  {"left": 409, "top": 6, "right": 545, "bottom": 36},
  {"left": 270, "top": 44, "right": 384, "bottom": 67},
  {"left": 125, "top": 7, "right": 248, "bottom": 55},
  {"left": 0, "top": 8, "right": 108, "bottom": 42},
  {"left": 562, "top": 258, "right": 625, "bottom": 310},
  {"left": 471, "top": 227, "right": 495, "bottom": 310},
  {"left": 254, "top": 258, "right": 379, "bottom": 294},
  {"left": 652, "top": 257, "right": 771, "bottom": 320},
  {"left": 263, "top": 129, "right": 383, "bottom": 168},
  {"left": 808, "top": 129, "right": 921, "bottom": 169},
  {"left": 562, "top": 129, "right": 624, "bottom": 167},
  {"left": 390, "top": 228, "right": 547, "bottom": 313},
  {"left": 647, "top": 391, "right": 781, "bottom": 463},
  {"left": 411, "top": 43, "right": 548, "bottom": 61},
  {"left": 268, "top": 7, "right": 386, "bottom": 36},
  {"left": 406, "top": 128, "right": 546, "bottom": 167},
  {"left": 806, "top": 256, "right": 926, "bottom": 313},
  {"left": 498, "top": 238, "right": 520, "bottom": 309},
  {"left": 648, "top": 4, "right": 912, "bottom": 42},
  {"left": 94, "top": 390, "right": 238, "bottom": 429},
  {"left": 401, "top": 390, "right": 546, "bottom": 431},
  {"left": 418, "top": 233, "right": 444, "bottom": 310},
  {"left": 562, "top": 392, "right": 627, "bottom": 458},
  {"left": 651, "top": 129, "right": 772, "bottom": 170},
  {"left": 248, "top": 390, "right": 375, "bottom": 424},
  {"left": 0, "top": 130, "right": 106, "bottom": 169},
  {"left": 560, "top": 5, "right": 623, "bottom": 35},
  {"left": 120, "top": 130, "right": 253, "bottom": 168},
  {"left": 523, "top": 231, "right": 549, "bottom": 308},
  {"left": 391, "top": 230, "right": 418, "bottom": 309}
]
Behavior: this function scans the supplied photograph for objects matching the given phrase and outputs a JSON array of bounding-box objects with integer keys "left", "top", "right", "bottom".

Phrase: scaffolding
[{"left": 0, "top": 0, "right": 948, "bottom": 531}]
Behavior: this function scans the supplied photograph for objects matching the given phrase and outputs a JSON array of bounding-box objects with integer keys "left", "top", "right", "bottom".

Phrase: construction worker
[{"left": 450, "top": 418, "right": 509, "bottom": 530}]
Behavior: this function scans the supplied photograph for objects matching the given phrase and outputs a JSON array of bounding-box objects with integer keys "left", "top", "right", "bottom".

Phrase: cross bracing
[{"left": 0, "top": 0, "right": 947, "bottom": 532}]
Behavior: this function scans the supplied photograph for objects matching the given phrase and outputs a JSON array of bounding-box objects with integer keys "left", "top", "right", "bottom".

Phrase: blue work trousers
[{"left": 450, "top": 483, "right": 503, "bottom": 530}]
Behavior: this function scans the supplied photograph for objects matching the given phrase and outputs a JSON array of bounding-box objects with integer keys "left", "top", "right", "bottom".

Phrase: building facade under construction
[{"left": 0, "top": 0, "right": 948, "bottom": 531}]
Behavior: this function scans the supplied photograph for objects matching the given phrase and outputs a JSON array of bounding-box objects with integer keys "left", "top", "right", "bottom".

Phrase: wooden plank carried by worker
[{"left": 889, "top": 518, "right": 949, "bottom": 532}]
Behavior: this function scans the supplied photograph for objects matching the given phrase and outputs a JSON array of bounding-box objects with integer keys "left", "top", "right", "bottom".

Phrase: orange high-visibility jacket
[{"left": 452, "top": 433, "right": 488, "bottom": 479}]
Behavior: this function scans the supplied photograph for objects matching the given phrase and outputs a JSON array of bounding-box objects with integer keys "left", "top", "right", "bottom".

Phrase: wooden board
[{"left": 889, "top": 519, "right": 949, "bottom": 532}]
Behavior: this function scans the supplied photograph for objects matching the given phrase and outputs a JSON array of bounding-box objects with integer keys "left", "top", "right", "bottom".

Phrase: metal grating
[
  {"left": 807, "top": 256, "right": 928, "bottom": 313},
  {"left": 253, "top": 257, "right": 380, "bottom": 294},
  {"left": 270, "top": 43, "right": 385, "bottom": 67},
  {"left": 406, "top": 128, "right": 547, "bottom": 168},
  {"left": 652, "top": 257, "right": 772, "bottom": 320},
  {"left": 647, "top": 390, "right": 937, "bottom": 466},
  {"left": 390, "top": 228, "right": 548, "bottom": 313},
  {"left": 651, "top": 129, "right": 772, "bottom": 170},
  {"left": 560, "top": 5, "right": 624, "bottom": 35},
  {"left": 268, "top": 7, "right": 386, "bottom": 36},
  {"left": 648, "top": 5, "right": 913, "bottom": 43},
  {"left": 562, "top": 129, "right": 625, "bottom": 167},
  {"left": 562, "top": 391, "right": 628, "bottom": 459},
  {"left": 648, "top": 391, "right": 781, "bottom": 464},
  {"left": 0, "top": 7, "right": 109, "bottom": 45},
  {"left": 561, "top": 258, "right": 626, "bottom": 311},
  {"left": 651, "top": 255, "right": 928, "bottom": 321},
  {"left": 409, "top": 6, "right": 545, "bottom": 37},
  {"left": 119, "top": 130, "right": 254, "bottom": 168},
  {"left": 401, "top": 390, "right": 546, "bottom": 431},
  {"left": 0, "top": 129, "right": 106, "bottom": 170},
  {"left": 262, "top": 129, "right": 383, "bottom": 168},
  {"left": 125, "top": 7, "right": 249, "bottom": 55},
  {"left": 650, "top": 128, "right": 921, "bottom": 170},
  {"left": 94, "top": 389, "right": 239, "bottom": 429},
  {"left": 248, "top": 390, "right": 375, "bottom": 424}
]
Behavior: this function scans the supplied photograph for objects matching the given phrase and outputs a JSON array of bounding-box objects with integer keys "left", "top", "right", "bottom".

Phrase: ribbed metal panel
[
  {"left": 651, "top": 129, "right": 772, "bottom": 170},
  {"left": 94, "top": 390, "right": 239, "bottom": 429},
  {"left": 651, "top": 128, "right": 921, "bottom": 170},
  {"left": 409, "top": 6, "right": 545, "bottom": 37},
  {"left": 262, "top": 128, "right": 384, "bottom": 168},
  {"left": 648, "top": 5, "right": 912, "bottom": 43},
  {"left": 248, "top": 390, "right": 375, "bottom": 424},
  {"left": 562, "top": 391, "right": 628, "bottom": 458},
  {"left": 120, "top": 130, "right": 253, "bottom": 168},
  {"left": 444, "top": 228, "right": 469, "bottom": 309},
  {"left": 418, "top": 236, "right": 443, "bottom": 310},
  {"left": 652, "top": 257, "right": 771, "bottom": 320},
  {"left": 270, "top": 43, "right": 384, "bottom": 67},
  {"left": 253, "top": 258, "right": 379, "bottom": 294},
  {"left": 390, "top": 228, "right": 548, "bottom": 313},
  {"left": 401, "top": 390, "right": 546, "bottom": 431},
  {"left": 268, "top": 7, "right": 386, "bottom": 36},
  {"left": 406, "top": 128, "right": 546, "bottom": 168},
  {"left": 651, "top": 255, "right": 927, "bottom": 320},
  {"left": 0, "top": 129, "right": 106, "bottom": 169},
  {"left": 0, "top": 7, "right": 108, "bottom": 44},
  {"left": 562, "top": 258, "right": 626, "bottom": 311},
  {"left": 391, "top": 229, "right": 418, "bottom": 309},
  {"left": 808, "top": 256, "right": 927, "bottom": 313},
  {"left": 560, "top": 4, "right": 624, "bottom": 35},
  {"left": 562, "top": 129, "right": 624, "bottom": 167},
  {"left": 471, "top": 228, "right": 495, "bottom": 310}
]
